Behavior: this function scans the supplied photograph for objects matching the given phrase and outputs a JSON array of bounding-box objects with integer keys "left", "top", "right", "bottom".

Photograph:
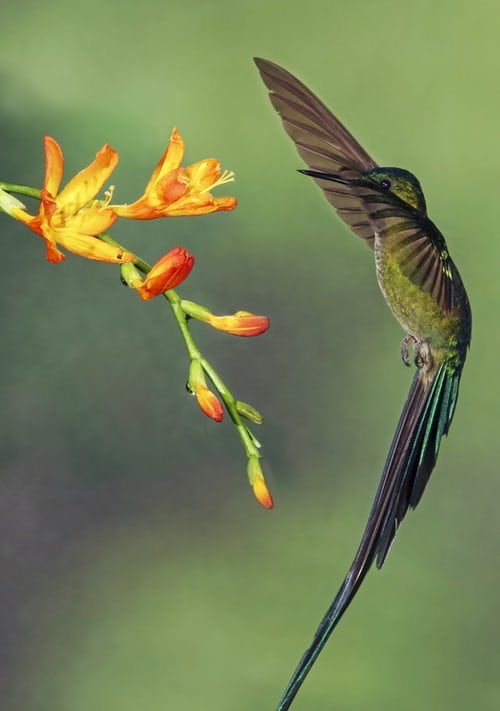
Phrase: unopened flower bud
[
  {"left": 236, "top": 400, "right": 264, "bottom": 424},
  {"left": 247, "top": 455, "right": 273, "bottom": 509}
]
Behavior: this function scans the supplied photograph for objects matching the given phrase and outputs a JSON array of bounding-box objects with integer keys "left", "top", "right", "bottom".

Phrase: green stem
[
  {"left": 0, "top": 183, "right": 41, "bottom": 200},
  {"left": 201, "top": 358, "right": 261, "bottom": 458}
]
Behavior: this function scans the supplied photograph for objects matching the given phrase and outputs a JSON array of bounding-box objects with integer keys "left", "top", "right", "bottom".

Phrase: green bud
[{"left": 236, "top": 400, "right": 264, "bottom": 424}]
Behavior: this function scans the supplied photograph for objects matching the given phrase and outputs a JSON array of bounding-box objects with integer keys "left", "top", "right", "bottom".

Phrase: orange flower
[
  {"left": 181, "top": 301, "right": 270, "bottom": 337},
  {"left": 11, "top": 137, "right": 135, "bottom": 264},
  {"left": 112, "top": 127, "right": 237, "bottom": 219},
  {"left": 123, "top": 246, "right": 194, "bottom": 300}
]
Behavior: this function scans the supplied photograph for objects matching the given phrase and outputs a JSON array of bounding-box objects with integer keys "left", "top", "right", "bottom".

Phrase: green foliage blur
[{"left": 1, "top": 1, "right": 499, "bottom": 709}]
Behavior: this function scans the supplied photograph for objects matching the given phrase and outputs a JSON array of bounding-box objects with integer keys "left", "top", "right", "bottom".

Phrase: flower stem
[
  {"left": 0, "top": 183, "right": 41, "bottom": 200},
  {"left": 100, "top": 233, "right": 264, "bottom": 470}
]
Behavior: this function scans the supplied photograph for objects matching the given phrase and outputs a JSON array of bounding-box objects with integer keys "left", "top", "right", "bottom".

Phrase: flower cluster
[
  {"left": 9, "top": 128, "right": 235, "bottom": 266},
  {"left": 3, "top": 128, "right": 272, "bottom": 508}
]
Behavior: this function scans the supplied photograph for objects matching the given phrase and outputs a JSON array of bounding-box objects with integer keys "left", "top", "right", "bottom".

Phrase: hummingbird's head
[{"left": 365, "top": 167, "right": 427, "bottom": 215}]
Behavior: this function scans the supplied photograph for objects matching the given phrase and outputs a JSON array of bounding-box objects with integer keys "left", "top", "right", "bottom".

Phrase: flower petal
[
  {"left": 186, "top": 159, "right": 223, "bottom": 191},
  {"left": 44, "top": 239, "right": 66, "bottom": 263},
  {"left": 43, "top": 136, "right": 64, "bottom": 196},
  {"left": 160, "top": 194, "right": 237, "bottom": 217},
  {"left": 57, "top": 144, "right": 118, "bottom": 213},
  {"left": 55, "top": 231, "right": 135, "bottom": 263},
  {"left": 73, "top": 206, "right": 118, "bottom": 236},
  {"left": 145, "top": 127, "right": 185, "bottom": 192}
]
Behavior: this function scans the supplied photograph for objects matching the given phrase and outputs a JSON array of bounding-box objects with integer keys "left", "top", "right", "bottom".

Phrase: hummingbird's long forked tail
[{"left": 276, "top": 360, "right": 461, "bottom": 711}]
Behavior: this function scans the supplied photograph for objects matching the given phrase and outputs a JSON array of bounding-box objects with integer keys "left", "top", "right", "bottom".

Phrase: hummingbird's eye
[{"left": 380, "top": 179, "right": 392, "bottom": 190}]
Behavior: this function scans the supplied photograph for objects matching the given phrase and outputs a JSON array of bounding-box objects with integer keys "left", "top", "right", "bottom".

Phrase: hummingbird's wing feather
[
  {"left": 391, "top": 229, "right": 454, "bottom": 313},
  {"left": 359, "top": 192, "right": 456, "bottom": 313},
  {"left": 276, "top": 362, "right": 461, "bottom": 711},
  {"left": 254, "top": 57, "right": 379, "bottom": 245}
]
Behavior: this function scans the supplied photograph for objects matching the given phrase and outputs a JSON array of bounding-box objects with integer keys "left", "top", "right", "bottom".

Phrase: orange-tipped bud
[
  {"left": 247, "top": 455, "right": 273, "bottom": 509},
  {"left": 206, "top": 311, "right": 270, "bottom": 336},
  {"left": 252, "top": 476, "right": 274, "bottom": 509},
  {"left": 188, "top": 359, "right": 224, "bottom": 422},
  {"left": 195, "top": 383, "right": 224, "bottom": 422},
  {"left": 135, "top": 246, "right": 194, "bottom": 300},
  {"left": 181, "top": 301, "right": 269, "bottom": 337}
]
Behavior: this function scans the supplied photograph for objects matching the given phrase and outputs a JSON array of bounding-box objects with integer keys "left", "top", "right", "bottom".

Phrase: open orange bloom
[
  {"left": 112, "top": 128, "right": 237, "bottom": 219},
  {"left": 12, "top": 137, "right": 135, "bottom": 264}
]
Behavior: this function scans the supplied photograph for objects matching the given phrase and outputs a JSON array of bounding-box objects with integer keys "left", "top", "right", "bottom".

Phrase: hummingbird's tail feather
[
  {"left": 276, "top": 361, "right": 461, "bottom": 711},
  {"left": 375, "top": 361, "right": 460, "bottom": 565}
]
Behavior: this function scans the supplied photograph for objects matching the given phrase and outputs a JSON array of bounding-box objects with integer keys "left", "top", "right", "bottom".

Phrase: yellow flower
[
  {"left": 112, "top": 128, "right": 237, "bottom": 219},
  {"left": 12, "top": 136, "right": 135, "bottom": 264}
]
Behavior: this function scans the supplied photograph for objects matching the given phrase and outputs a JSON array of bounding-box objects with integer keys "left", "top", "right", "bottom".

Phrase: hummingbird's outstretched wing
[
  {"left": 275, "top": 361, "right": 461, "bottom": 711},
  {"left": 254, "top": 57, "right": 379, "bottom": 245},
  {"left": 254, "top": 58, "right": 457, "bottom": 310}
]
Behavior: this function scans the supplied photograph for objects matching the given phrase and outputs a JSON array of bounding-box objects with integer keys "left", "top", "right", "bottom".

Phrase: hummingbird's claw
[
  {"left": 414, "top": 339, "right": 433, "bottom": 371},
  {"left": 400, "top": 335, "right": 416, "bottom": 366},
  {"left": 400, "top": 334, "right": 431, "bottom": 369}
]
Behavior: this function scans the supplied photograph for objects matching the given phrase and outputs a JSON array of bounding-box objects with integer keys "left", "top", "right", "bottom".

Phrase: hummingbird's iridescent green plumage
[{"left": 254, "top": 58, "right": 471, "bottom": 711}]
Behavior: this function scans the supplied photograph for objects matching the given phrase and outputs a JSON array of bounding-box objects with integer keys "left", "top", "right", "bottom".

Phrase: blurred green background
[{"left": 1, "top": 1, "right": 499, "bottom": 709}]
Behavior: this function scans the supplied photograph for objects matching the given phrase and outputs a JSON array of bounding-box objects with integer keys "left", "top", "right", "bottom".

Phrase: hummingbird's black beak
[{"left": 298, "top": 169, "right": 350, "bottom": 185}]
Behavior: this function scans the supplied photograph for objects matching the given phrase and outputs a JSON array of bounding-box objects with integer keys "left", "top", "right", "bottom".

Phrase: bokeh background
[{"left": 1, "top": 1, "right": 499, "bottom": 710}]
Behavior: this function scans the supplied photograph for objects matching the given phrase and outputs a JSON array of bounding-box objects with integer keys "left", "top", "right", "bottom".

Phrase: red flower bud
[{"left": 136, "top": 246, "right": 194, "bottom": 300}]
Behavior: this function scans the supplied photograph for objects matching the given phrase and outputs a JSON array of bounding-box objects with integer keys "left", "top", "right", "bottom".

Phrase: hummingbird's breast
[{"left": 373, "top": 239, "right": 463, "bottom": 354}]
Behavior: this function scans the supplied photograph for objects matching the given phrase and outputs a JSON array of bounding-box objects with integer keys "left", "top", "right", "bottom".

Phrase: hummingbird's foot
[
  {"left": 400, "top": 335, "right": 432, "bottom": 369},
  {"left": 400, "top": 335, "right": 418, "bottom": 367},
  {"left": 414, "top": 339, "right": 433, "bottom": 370}
]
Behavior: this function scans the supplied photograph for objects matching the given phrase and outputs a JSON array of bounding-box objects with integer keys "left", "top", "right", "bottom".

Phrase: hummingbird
[{"left": 254, "top": 58, "right": 471, "bottom": 710}]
